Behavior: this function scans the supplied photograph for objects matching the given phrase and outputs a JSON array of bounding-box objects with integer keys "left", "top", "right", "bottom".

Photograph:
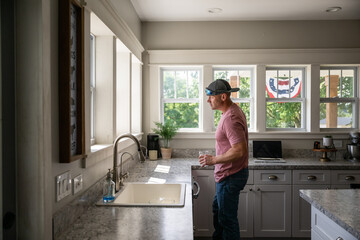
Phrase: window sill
[
  {"left": 173, "top": 131, "right": 351, "bottom": 140},
  {"left": 84, "top": 133, "right": 144, "bottom": 168}
]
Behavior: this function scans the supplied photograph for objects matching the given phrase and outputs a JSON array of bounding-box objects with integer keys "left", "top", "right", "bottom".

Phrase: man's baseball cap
[{"left": 205, "top": 79, "right": 240, "bottom": 96}]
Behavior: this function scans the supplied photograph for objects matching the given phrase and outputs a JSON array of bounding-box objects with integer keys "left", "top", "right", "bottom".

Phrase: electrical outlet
[
  {"left": 334, "top": 140, "right": 342, "bottom": 148},
  {"left": 73, "top": 174, "right": 83, "bottom": 194},
  {"left": 56, "top": 171, "right": 71, "bottom": 202}
]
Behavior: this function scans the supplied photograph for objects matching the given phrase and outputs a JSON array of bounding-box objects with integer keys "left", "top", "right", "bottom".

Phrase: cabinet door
[
  {"left": 192, "top": 170, "right": 215, "bottom": 237},
  {"left": 253, "top": 185, "right": 291, "bottom": 237},
  {"left": 292, "top": 185, "right": 329, "bottom": 237},
  {"left": 239, "top": 185, "right": 254, "bottom": 238}
]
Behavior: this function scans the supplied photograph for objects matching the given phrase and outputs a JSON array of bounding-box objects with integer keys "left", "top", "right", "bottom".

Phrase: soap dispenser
[{"left": 103, "top": 169, "right": 115, "bottom": 203}]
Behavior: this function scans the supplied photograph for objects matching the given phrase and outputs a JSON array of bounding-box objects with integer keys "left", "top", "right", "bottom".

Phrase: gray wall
[
  {"left": 140, "top": 20, "right": 360, "bottom": 152},
  {"left": 142, "top": 20, "right": 360, "bottom": 49},
  {"left": 109, "top": 0, "right": 142, "bottom": 40},
  {"left": 14, "top": 0, "right": 142, "bottom": 239}
]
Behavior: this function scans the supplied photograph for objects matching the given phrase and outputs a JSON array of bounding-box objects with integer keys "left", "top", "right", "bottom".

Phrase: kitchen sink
[{"left": 97, "top": 183, "right": 186, "bottom": 207}]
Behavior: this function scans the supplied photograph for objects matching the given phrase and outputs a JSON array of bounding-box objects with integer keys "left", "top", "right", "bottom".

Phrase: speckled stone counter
[
  {"left": 300, "top": 189, "right": 360, "bottom": 239},
  {"left": 57, "top": 159, "right": 199, "bottom": 240},
  {"left": 192, "top": 157, "right": 360, "bottom": 170},
  {"left": 57, "top": 157, "right": 360, "bottom": 240}
]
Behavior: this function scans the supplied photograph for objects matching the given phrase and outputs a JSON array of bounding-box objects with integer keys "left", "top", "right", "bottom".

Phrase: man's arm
[{"left": 199, "top": 141, "right": 247, "bottom": 167}]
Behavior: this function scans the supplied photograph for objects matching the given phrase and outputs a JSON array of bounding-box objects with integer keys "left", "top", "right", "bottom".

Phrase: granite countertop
[
  {"left": 58, "top": 157, "right": 360, "bottom": 240},
  {"left": 58, "top": 159, "right": 199, "bottom": 240},
  {"left": 193, "top": 157, "right": 360, "bottom": 170},
  {"left": 300, "top": 189, "right": 360, "bottom": 239}
]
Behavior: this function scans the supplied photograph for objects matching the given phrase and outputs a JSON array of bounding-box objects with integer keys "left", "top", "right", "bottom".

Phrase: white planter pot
[{"left": 323, "top": 137, "right": 333, "bottom": 148}]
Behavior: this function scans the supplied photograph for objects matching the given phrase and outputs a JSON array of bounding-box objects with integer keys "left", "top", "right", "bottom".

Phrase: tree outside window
[
  {"left": 161, "top": 68, "right": 201, "bottom": 129},
  {"left": 265, "top": 68, "right": 305, "bottom": 129}
]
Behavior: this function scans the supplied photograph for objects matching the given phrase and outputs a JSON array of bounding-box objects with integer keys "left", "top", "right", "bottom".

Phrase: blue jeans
[{"left": 212, "top": 168, "right": 249, "bottom": 240}]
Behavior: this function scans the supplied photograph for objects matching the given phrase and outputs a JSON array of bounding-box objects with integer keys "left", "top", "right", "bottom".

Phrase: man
[{"left": 199, "top": 79, "right": 249, "bottom": 240}]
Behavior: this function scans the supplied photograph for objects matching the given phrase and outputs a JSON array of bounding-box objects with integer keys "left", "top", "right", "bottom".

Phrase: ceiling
[{"left": 130, "top": 0, "right": 360, "bottom": 22}]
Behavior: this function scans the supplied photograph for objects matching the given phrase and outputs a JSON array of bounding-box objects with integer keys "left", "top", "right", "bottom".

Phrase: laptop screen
[{"left": 253, "top": 141, "right": 282, "bottom": 159}]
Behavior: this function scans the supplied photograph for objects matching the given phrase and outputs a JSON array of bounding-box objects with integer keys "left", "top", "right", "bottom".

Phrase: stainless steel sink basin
[{"left": 97, "top": 183, "right": 186, "bottom": 207}]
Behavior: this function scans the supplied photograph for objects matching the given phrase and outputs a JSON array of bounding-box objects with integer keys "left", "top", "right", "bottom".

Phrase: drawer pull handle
[
  {"left": 307, "top": 175, "right": 317, "bottom": 181},
  {"left": 257, "top": 188, "right": 261, "bottom": 191},
  {"left": 249, "top": 188, "right": 253, "bottom": 192},
  {"left": 336, "top": 237, "right": 344, "bottom": 240},
  {"left": 268, "top": 175, "right": 278, "bottom": 180},
  {"left": 345, "top": 176, "right": 355, "bottom": 181}
]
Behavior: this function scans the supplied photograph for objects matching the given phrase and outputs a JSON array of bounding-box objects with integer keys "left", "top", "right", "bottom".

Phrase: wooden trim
[{"left": 59, "top": 0, "right": 86, "bottom": 163}]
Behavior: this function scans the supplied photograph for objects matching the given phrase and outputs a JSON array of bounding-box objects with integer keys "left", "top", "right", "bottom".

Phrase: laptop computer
[{"left": 253, "top": 140, "right": 286, "bottom": 163}]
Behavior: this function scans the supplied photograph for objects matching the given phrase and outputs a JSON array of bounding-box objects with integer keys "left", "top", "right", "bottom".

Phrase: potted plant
[{"left": 152, "top": 121, "right": 179, "bottom": 159}]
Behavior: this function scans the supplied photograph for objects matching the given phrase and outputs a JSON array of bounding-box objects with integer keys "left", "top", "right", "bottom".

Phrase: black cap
[{"left": 205, "top": 79, "right": 240, "bottom": 96}]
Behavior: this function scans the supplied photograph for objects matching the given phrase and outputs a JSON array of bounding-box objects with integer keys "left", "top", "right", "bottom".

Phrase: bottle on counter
[{"left": 103, "top": 169, "right": 115, "bottom": 203}]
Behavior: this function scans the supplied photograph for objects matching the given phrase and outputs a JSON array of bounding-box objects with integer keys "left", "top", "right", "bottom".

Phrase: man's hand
[{"left": 198, "top": 154, "right": 216, "bottom": 167}]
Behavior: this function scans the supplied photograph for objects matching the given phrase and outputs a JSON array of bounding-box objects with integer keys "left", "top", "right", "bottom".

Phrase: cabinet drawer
[
  {"left": 254, "top": 170, "right": 291, "bottom": 185},
  {"left": 331, "top": 170, "right": 360, "bottom": 185},
  {"left": 293, "top": 170, "right": 331, "bottom": 185}
]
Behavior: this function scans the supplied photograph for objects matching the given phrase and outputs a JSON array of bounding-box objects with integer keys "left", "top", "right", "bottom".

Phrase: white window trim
[
  {"left": 90, "top": 33, "right": 96, "bottom": 145},
  {"left": 319, "top": 66, "right": 359, "bottom": 130},
  {"left": 160, "top": 66, "right": 203, "bottom": 131},
  {"left": 265, "top": 67, "right": 306, "bottom": 131}
]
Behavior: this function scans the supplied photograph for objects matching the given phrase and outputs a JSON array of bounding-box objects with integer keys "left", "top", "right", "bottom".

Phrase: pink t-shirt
[{"left": 214, "top": 103, "right": 248, "bottom": 182}]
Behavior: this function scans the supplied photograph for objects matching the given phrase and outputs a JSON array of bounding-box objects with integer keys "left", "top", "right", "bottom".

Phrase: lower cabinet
[
  {"left": 192, "top": 168, "right": 360, "bottom": 238},
  {"left": 192, "top": 169, "right": 215, "bottom": 237},
  {"left": 238, "top": 185, "right": 254, "bottom": 237},
  {"left": 292, "top": 170, "right": 331, "bottom": 237}
]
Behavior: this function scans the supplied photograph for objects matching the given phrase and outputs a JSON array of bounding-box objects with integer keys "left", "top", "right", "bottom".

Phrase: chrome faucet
[
  {"left": 113, "top": 134, "right": 146, "bottom": 192},
  {"left": 119, "top": 152, "right": 134, "bottom": 187}
]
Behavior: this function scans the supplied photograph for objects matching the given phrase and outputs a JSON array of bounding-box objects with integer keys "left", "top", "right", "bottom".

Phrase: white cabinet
[
  {"left": 331, "top": 170, "right": 360, "bottom": 189},
  {"left": 253, "top": 170, "right": 292, "bottom": 237},
  {"left": 292, "top": 170, "right": 331, "bottom": 237},
  {"left": 192, "top": 169, "right": 215, "bottom": 237},
  {"left": 238, "top": 170, "right": 254, "bottom": 238},
  {"left": 311, "top": 206, "right": 357, "bottom": 240}
]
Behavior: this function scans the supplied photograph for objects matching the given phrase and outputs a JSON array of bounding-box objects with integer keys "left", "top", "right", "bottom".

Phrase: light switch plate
[
  {"left": 73, "top": 174, "right": 83, "bottom": 194},
  {"left": 56, "top": 171, "right": 71, "bottom": 202}
]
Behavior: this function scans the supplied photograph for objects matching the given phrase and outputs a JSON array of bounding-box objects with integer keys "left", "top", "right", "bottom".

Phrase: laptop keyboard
[{"left": 254, "top": 158, "right": 286, "bottom": 163}]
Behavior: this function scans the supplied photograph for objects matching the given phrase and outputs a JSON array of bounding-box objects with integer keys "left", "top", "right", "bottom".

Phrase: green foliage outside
[
  {"left": 163, "top": 70, "right": 200, "bottom": 129},
  {"left": 164, "top": 103, "right": 199, "bottom": 128},
  {"left": 162, "top": 70, "right": 354, "bottom": 130}
]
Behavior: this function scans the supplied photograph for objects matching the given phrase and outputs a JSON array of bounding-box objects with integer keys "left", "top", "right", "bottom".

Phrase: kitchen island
[
  {"left": 300, "top": 189, "right": 360, "bottom": 239},
  {"left": 57, "top": 157, "right": 360, "bottom": 240}
]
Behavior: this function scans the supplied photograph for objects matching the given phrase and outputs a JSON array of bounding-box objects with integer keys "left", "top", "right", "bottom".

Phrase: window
[
  {"left": 265, "top": 67, "right": 305, "bottom": 130},
  {"left": 320, "top": 67, "right": 358, "bottom": 129},
  {"left": 213, "top": 67, "right": 254, "bottom": 129},
  {"left": 90, "top": 33, "right": 96, "bottom": 144},
  {"left": 161, "top": 68, "right": 201, "bottom": 130}
]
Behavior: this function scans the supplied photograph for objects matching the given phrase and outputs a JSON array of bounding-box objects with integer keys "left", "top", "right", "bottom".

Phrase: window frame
[
  {"left": 212, "top": 66, "right": 255, "bottom": 131},
  {"left": 265, "top": 67, "right": 306, "bottom": 131},
  {"left": 160, "top": 66, "right": 203, "bottom": 131},
  {"left": 319, "top": 66, "right": 358, "bottom": 130}
]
